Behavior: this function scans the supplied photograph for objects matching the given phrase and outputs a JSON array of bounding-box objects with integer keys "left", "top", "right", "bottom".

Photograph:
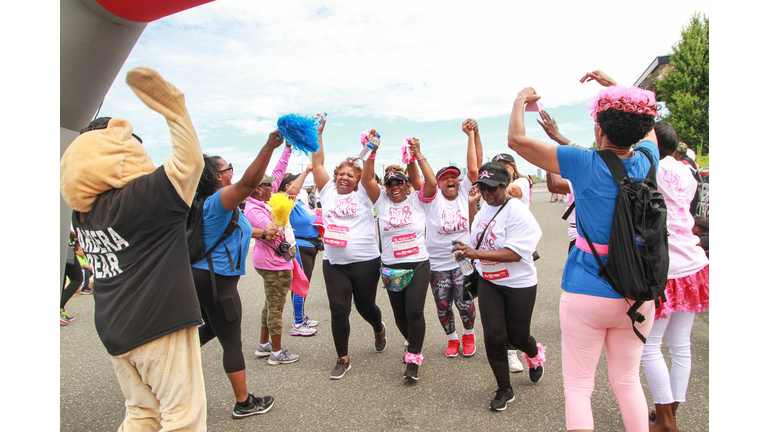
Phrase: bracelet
[
  {"left": 261, "top": 230, "right": 267, "bottom": 239},
  {"left": 417, "top": 157, "right": 426, "bottom": 164},
  {"left": 567, "top": 142, "right": 576, "bottom": 147},
  {"left": 369, "top": 152, "right": 376, "bottom": 160}
]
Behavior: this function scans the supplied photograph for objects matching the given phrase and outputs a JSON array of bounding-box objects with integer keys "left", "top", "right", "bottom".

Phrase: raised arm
[
  {"left": 463, "top": 119, "right": 479, "bottom": 183},
  {"left": 126, "top": 67, "right": 204, "bottom": 207},
  {"left": 361, "top": 133, "right": 382, "bottom": 202},
  {"left": 219, "top": 131, "right": 284, "bottom": 210},
  {"left": 507, "top": 88, "right": 560, "bottom": 174},
  {"left": 409, "top": 138, "right": 436, "bottom": 198},
  {"left": 286, "top": 164, "right": 313, "bottom": 197},
  {"left": 270, "top": 145, "right": 293, "bottom": 191},
  {"left": 470, "top": 119, "right": 483, "bottom": 172},
  {"left": 535, "top": 110, "right": 585, "bottom": 148},
  {"left": 311, "top": 114, "right": 330, "bottom": 192},
  {"left": 468, "top": 186, "right": 481, "bottom": 228}
]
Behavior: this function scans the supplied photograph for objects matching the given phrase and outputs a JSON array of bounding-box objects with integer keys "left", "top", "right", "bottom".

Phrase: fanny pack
[{"left": 381, "top": 267, "right": 414, "bottom": 292}]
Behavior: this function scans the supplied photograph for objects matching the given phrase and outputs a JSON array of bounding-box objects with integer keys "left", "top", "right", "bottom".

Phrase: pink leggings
[{"left": 559, "top": 291, "right": 654, "bottom": 432}]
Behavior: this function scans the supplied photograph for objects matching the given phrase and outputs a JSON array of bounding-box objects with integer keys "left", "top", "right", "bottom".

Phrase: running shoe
[
  {"left": 445, "top": 339, "right": 460, "bottom": 358},
  {"left": 254, "top": 342, "right": 272, "bottom": 358},
  {"left": 529, "top": 365, "right": 544, "bottom": 383},
  {"left": 303, "top": 316, "right": 319, "bottom": 327},
  {"left": 80, "top": 287, "right": 92, "bottom": 295},
  {"left": 462, "top": 334, "right": 476, "bottom": 357},
  {"left": 403, "top": 363, "right": 419, "bottom": 381},
  {"left": 232, "top": 394, "right": 275, "bottom": 419},
  {"left": 291, "top": 323, "right": 317, "bottom": 337},
  {"left": 508, "top": 350, "right": 524, "bottom": 373},
  {"left": 60, "top": 310, "right": 69, "bottom": 326},
  {"left": 61, "top": 309, "right": 75, "bottom": 323},
  {"left": 489, "top": 387, "right": 515, "bottom": 411},
  {"left": 330, "top": 358, "right": 351, "bottom": 380},
  {"left": 267, "top": 348, "right": 300, "bottom": 365},
  {"left": 374, "top": 322, "right": 387, "bottom": 353}
]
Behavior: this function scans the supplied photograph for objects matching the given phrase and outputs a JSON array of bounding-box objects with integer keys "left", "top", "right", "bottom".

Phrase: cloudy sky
[{"left": 97, "top": 0, "right": 709, "bottom": 182}]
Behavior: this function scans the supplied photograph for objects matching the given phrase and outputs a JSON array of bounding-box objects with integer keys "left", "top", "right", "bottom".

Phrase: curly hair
[
  {"left": 385, "top": 164, "right": 404, "bottom": 174},
  {"left": 196, "top": 155, "right": 223, "bottom": 199},
  {"left": 653, "top": 121, "right": 679, "bottom": 159},
  {"left": 596, "top": 109, "right": 656, "bottom": 149},
  {"left": 333, "top": 158, "right": 363, "bottom": 188}
]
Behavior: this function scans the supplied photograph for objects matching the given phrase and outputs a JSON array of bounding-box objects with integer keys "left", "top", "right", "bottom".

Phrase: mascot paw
[{"left": 126, "top": 67, "right": 188, "bottom": 121}]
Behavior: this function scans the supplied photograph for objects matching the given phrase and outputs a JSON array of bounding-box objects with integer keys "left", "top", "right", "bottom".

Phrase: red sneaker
[
  {"left": 462, "top": 334, "right": 476, "bottom": 357},
  {"left": 445, "top": 339, "right": 460, "bottom": 357}
]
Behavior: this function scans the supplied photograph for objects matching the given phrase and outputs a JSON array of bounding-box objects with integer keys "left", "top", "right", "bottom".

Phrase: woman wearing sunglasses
[
  {"left": 452, "top": 161, "right": 544, "bottom": 412},
  {"left": 361, "top": 136, "right": 437, "bottom": 381}
]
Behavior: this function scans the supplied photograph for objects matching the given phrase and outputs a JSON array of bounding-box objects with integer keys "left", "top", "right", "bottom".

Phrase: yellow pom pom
[{"left": 268, "top": 192, "right": 295, "bottom": 227}]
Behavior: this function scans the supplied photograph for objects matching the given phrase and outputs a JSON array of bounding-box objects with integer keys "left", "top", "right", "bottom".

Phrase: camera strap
[{"left": 257, "top": 238, "right": 293, "bottom": 261}]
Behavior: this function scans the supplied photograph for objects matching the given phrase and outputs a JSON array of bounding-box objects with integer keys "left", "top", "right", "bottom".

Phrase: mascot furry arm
[{"left": 60, "top": 67, "right": 203, "bottom": 211}]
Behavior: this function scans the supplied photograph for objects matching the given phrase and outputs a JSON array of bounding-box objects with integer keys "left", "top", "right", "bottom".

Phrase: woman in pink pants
[{"left": 507, "top": 70, "right": 661, "bottom": 431}]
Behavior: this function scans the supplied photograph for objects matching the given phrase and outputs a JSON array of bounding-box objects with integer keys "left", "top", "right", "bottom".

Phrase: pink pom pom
[
  {"left": 522, "top": 343, "right": 547, "bottom": 368},
  {"left": 401, "top": 138, "right": 416, "bottom": 164},
  {"left": 360, "top": 129, "right": 372, "bottom": 146},
  {"left": 404, "top": 352, "right": 424, "bottom": 365}
]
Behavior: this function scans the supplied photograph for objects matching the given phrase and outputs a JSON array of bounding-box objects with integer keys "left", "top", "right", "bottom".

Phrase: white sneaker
[
  {"left": 291, "top": 323, "right": 317, "bottom": 337},
  {"left": 508, "top": 350, "right": 524, "bottom": 373}
]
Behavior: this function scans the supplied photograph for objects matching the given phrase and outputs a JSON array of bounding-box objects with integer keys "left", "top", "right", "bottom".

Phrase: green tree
[{"left": 655, "top": 12, "right": 709, "bottom": 155}]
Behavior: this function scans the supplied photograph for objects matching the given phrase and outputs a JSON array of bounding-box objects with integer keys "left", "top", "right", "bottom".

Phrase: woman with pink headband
[{"left": 508, "top": 70, "right": 660, "bottom": 432}]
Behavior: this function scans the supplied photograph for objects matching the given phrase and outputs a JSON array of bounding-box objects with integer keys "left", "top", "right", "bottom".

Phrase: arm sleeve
[{"left": 270, "top": 146, "right": 292, "bottom": 191}]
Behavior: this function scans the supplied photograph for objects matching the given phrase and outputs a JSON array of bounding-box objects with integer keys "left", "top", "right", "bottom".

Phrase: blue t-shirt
[
  {"left": 191, "top": 189, "right": 253, "bottom": 276},
  {"left": 557, "top": 140, "right": 659, "bottom": 298},
  {"left": 290, "top": 199, "right": 320, "bottom": 248}
]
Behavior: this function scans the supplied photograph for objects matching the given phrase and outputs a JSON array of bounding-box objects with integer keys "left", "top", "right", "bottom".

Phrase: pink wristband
[{"left": 369, "top": 152, "right": 377, "bottom": 160}]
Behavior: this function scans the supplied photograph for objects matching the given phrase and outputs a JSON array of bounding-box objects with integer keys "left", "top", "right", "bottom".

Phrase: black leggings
[
  {"left": 478, "top": 278, "right": 539, "bottom": 389},
  {"left": 323, "top": 257, "right": 383, "bottom": 358},
  {"left": 298, "top": 245, "right": 318, "bottom": 282},
  {"left": 61, "top": 258, "right": 82, "bottom": 310},
  {"left": 192, "top": 267, "right": 245, "bottom": 374},
  {"left": 385, "top": 260, "right": 431, "bottom": 354}
]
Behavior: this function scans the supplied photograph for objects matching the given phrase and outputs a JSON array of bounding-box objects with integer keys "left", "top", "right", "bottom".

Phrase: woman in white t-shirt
[
  {"left": 361, "top": 137, "right": 437, "bottom": 382},
  {"left": 641, "top": 122, "right": 709, "bottom": 432},
  {"left": 452, "top": 162, "right": 545, "bottom": 412},
  {"left": 422, "top": 119, "right": 480, "bottom": 358},
  {"left": 311, "top": 117, "right": 386, "bottom": 381}
]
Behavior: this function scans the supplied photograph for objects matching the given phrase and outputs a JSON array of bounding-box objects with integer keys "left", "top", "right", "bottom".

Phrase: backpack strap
[
  {"left": 562, "top": 202, "right": 575, "bottom": 220},
  {"left": 202, "top": 208, "right": 242, "bottom": 317}
]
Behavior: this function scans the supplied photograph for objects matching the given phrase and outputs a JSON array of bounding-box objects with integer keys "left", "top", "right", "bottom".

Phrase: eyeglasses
[
  {"left": 477, "top": 183, "right": 500, "bottom": 193},
  {"left": 218, "top": 163, "right": 233, "bottom": 174},
  {"left": 386, "top": 180, "right": 405, "bottom": 187}
]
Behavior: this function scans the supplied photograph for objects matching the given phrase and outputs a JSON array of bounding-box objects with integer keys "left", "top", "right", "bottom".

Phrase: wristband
[
  {"left": 261, "top": 230, "right": 267, "bottom": 239},
  {"left": 417, "top": 157, "right": 426, "bottom": 164},
  {"left": 369, "top": 152, "right": 377, "bottom": 160}
]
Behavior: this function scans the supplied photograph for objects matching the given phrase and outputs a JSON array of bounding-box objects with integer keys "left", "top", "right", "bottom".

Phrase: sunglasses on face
[
  {"left": 386, "top": 179, "right": 405, "bottom": 187},
  {"left": 218, "top": 163, "right": 233, "bottom": 174},
  {"left": 477, "top": 183, "right": 501, "bottom": 193}
]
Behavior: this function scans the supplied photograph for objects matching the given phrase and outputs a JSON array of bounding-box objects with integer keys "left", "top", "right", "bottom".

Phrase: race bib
[
  {"left": 324, "top": 224, "right": 349, "bottom": 247},
  {"left": 392, "top": 233, "right": 419, "bottom": 258},
  {"left": 480, "top": 259, "right": 509, "bottom": 280}
]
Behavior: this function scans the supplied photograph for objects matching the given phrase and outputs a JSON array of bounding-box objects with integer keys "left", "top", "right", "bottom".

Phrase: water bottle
[
  {"left": 315, "top": 112, "right": 327, "bottom": 126},
  {"left": 452, "top": 242, "right": 475, "bottom": 276},
  {"left": 358, "top": 133, "right": 380, "bottom": 160}
]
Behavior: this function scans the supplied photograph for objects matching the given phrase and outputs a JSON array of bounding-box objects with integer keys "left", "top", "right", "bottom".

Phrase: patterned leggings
[{"left": 429, "top": 268, "right": 475, "bottom": 335}]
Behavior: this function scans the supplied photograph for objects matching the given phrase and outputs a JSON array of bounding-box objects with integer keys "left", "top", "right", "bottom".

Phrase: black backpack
[
  {"left": 186, "top": 195, "right": 242, "bottom": 315},
  {"left": 578, "top": 148, "right": 669, "bottom": 343},
  {"left": 679, "top": 155, "right": 705, "bottom": 217}
]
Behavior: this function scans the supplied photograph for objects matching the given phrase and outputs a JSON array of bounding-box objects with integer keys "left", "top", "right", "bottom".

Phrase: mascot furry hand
[{"left": 60, "top": 67, "right": 203, "bottom": 212}]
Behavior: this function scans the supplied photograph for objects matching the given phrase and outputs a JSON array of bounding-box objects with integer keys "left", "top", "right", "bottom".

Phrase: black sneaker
[
  {"left": 330, "top": 358, "right": 351, "bottom": 380},
  {"left": 403, "top": 363, "right": 419, "bottom": 381},
  {"left": 489, "top": 387, "right": 515, "bottom": 411},
  {"left": 374, "top": 322, "right": 387, "bottom": 353},
  {"left": 232, "top": 394, "right": 275, "bottom": 419},
  {"left": 529, "top": 365, "right": 544, "bottom": 383}
]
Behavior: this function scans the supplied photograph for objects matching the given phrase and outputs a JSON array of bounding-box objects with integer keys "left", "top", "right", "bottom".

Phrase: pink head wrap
[{"left": 588, "top": 85, "right": 658, "bottom": 121}]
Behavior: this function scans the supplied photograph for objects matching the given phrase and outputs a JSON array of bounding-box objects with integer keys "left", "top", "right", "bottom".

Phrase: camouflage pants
[{"left": 256, "top": 251, "right": 295, "bottom": 336}]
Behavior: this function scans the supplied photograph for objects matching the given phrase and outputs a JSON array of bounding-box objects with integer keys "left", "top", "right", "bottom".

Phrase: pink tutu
[{"left": 655, "top": 265, "right": 709, "bottom": 320}]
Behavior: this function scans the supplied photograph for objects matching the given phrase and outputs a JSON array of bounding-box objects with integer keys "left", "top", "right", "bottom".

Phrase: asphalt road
[{"left": 60, "top": 188, "right": 709, "bottom": 431}]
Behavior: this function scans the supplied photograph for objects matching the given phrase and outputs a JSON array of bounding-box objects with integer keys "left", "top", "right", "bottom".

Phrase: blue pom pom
[{"left": 277, "top": 114, "right": 320, "bottom": 155}]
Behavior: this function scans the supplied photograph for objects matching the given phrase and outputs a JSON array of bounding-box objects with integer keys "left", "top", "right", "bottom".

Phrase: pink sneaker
[
  {"left": 462, "top": 334, "right": 476, "bottom": 357},
  {"left": 445, "top": 339, "right": 460, "bottom": 358}
]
